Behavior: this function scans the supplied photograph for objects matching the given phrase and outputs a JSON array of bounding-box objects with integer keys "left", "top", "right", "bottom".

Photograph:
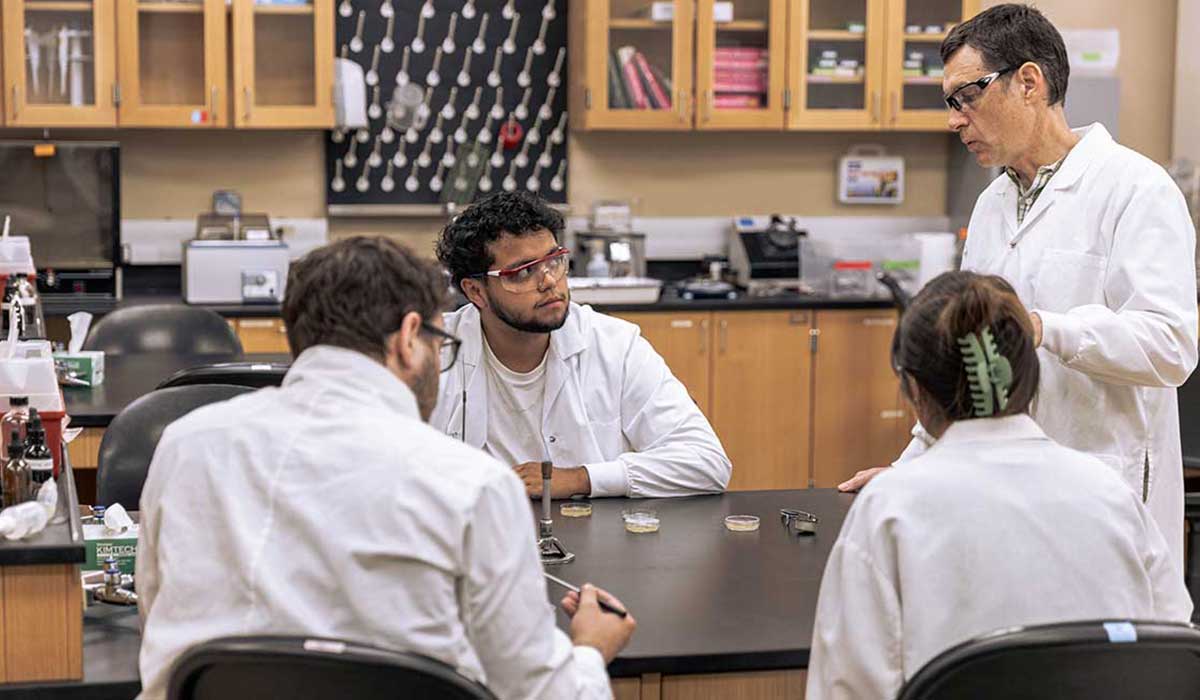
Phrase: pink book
[
  {"left": 714, "top": 94, "right": 762, "bottom": 108},
  {"left": 616, "top": 46, "right": 649, "bottom": 109},
  {"left": 634, "top": 51, "right": 672, "bottom": 109}
]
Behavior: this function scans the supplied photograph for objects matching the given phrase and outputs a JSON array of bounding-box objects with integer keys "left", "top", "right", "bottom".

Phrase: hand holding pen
[{"left": 552, "top": 576, "right": 637, "bottom": 665}]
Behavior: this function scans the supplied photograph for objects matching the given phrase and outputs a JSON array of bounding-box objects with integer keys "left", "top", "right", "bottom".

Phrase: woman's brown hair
[{"left": 892, "top": 271, "right": 1039, "bottom": 422}]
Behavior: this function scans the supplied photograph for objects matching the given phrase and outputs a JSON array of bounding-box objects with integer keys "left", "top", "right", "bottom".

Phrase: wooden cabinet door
[
  {"left": 611, "top": 311, "right": 712, "bottom": 417},
  {"left": 234, "top": 317, "right": 291, "bottom": 355},
  {"left": 786, "top": 0, "right": 886, "bottom": 130},
  {"left": 711, "top": 310, "right": 811, "bottom": 491},
  {"left": 695, "top": 0, "right": 787, "bottom": 130},
  {"left": 569, "top": 0, "right": 694, "bottom": 130},
  {"left": 881, "top": 0, "right": 979, "bottom": 130},
  {"left": 2, "top": 0, "right": 117, "bottom": 126},
  {"left": 117, "top": 0, "right": 226, "bottom": 127},
  {"left": 810, "top": 309, "right": 910, "bottom": 487},
  {"left": 231, "top": 0, "right": 333, "bottom": 128}
]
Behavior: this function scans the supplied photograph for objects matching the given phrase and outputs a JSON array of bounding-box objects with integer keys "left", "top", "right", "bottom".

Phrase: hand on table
[
  {"left": 514, "top": 462, "right": 591, "bottom": 498},
  {"left": 838, "top": 465, "right": 891, "bottom": 492},
  {"left": 562, "top": 584, "right": 637, "bottom": 664}
]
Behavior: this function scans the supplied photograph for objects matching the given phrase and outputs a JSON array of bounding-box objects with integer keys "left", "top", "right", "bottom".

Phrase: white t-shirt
[{"left": 483, "top": 335, "right": 550, "bottom": 466}]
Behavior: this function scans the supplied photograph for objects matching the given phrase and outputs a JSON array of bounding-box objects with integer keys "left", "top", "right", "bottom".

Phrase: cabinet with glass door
[
  {"left": 117, "top": 0, "right": 226, "bottom": 127},
  {"left": 883, "top": 0, "right": 978, "bottom": 129},
  {"left": 695, "top": 0, "right": 786, "bottom": 130},
  {"left": 231, "top": 0, "right": 333, "bottom": 128},
  {"left": 569, "top": 0, "right": 694, "bottom": 130},
  {"left": 1, "top": 0, "right": 117, "bottom": 126},
  {"left": 786, "top": 0, "right": 885, "bottom": 130}
]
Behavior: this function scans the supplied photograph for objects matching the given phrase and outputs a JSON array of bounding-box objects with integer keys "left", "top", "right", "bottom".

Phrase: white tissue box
[{"left": 53, "top": 351, "right": 105, "bottom": 386}]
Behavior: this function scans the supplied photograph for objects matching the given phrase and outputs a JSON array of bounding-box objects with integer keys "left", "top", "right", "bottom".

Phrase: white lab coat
[
  {"left": 136, "top": 346, "right": 611, "bottom": 700},
  {"left": 809, "top": 414, "right": 1194, "bottom": 700},
  {"left": 899, "top": 123, "right": 1198, "bottom": 570},
  {"left": 431, "top": 302, "right": 732, "bottom": 498}
]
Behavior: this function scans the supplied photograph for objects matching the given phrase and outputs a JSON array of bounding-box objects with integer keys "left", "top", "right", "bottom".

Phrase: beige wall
[
  {"left": 989, "top": 0, "right": 1179, "bottom": 164},
  {"left": 32, "top": 0, "right": 1174, "bottom": 236},
  {"left": 1173, "top": 0, "right": 1199, "bottom": 161}
]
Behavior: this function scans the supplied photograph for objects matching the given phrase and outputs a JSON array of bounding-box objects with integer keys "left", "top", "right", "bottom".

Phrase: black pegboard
[{"left": 327, "top": 0, "right": 568, "bottom": 209}]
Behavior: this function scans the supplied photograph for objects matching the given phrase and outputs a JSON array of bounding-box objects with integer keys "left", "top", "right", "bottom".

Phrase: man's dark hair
[
  {"left": 435, "top": 191, "right": 565, "bottom": 287},
  {"left": 283, "top": 236, "right": 447, "bottom": 359},
  {"left": 941, "top": 3, "right": 1069, "bottom": 106}
]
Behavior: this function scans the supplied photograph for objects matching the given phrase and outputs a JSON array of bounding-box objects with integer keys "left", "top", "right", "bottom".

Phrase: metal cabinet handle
[
  {"left": 870, "top": 90, "right": 879, "bottom": 123},
  {"left": 890, "top": 91, "right": 898, "bottom": 124},
  {"left": 718, "top": 319, "right": 728, "bottom": 353},
  {"left": 704, "top": 89, "right": 713, "bottom": 123},
  {"left": 211, "top": 85, "right": 218, "bottom": 124},
  {"left": 677, "top": 88, "right": 686, "bottom": 122},
  {"left": 11, "top": 85, "right": 17, "bottom": 121},
  {"left": 699, "top": 318, "right": 709, "bottom": 353},
  {"left": 244, "top": 87, "right": 252, "bottom": 121}
]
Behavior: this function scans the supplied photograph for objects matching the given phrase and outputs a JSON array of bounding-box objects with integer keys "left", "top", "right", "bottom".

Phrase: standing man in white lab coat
[
  {"left": 432, "top": 192, "right": 731, "bottom": 499},
  {"left": 839, "top": 4, "right": 1198, "bottom": 571},
  {"left": 137, "top": 237, "right": 636, "bottom": 700}
]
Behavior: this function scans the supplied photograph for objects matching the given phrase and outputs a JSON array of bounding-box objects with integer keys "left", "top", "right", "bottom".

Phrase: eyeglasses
[
  {"left": 420, "top": 321, "right": 462, "bottom": 373},
  {"left": 469, "top": 247, "right": 570, "bottom": 294},
  {"left": 944, "top": 65, "right": 1019, "bottom": 112}
]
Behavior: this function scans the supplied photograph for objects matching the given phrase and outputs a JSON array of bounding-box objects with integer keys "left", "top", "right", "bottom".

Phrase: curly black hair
[{"left": 435, "top": 191, "right": 565, "bottom": 287}]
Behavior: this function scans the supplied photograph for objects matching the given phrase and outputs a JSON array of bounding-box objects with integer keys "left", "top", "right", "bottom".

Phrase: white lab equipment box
[{"left": 183, "top": 240, "right": 290, "bottom": 305}]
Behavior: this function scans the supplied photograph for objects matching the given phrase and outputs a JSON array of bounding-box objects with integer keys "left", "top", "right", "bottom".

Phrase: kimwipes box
[{"left": 83, "top": 522, "right": 138, "bottom": 572}]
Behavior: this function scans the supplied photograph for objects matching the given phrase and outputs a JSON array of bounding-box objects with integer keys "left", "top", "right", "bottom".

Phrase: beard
[
  {"left": 487, "top": 288, "right": 571, "bottom": 334},
  {"left": 409, "top": 346, "right": 441, "bottom": 422}
]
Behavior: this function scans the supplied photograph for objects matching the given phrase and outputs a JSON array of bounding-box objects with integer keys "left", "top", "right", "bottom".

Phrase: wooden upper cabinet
[
  {"left": 569, "top": 0, "right": 694, "bottom": 130},
  {"left": 117, "top": 0, "right": 227, "bottom": 127},
  {"left": 231, "top": 0, "right": 333, "bottom": 128},
  {"left": 882, "top": 0, "right": 978, "bottom": 130},
  {"left": 809, "top": 309, "right": 910, "bottom": 487},
  {"left": 711, "top": 310, "right": 812, "bottom": 491},
  {"left": 786, "top": 0, "right": 886, "bottom": 130},
  {"left": 695, "top": 0, "right": 786, "bottom": 130},
  {"left": 2, "top": 0, "right": 117, "bottom": 126}
]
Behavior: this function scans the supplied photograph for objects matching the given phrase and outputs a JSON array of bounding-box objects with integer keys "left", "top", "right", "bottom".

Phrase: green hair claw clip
[{"left": 957, "top": 328, "right": 1013, "bottom": 417}]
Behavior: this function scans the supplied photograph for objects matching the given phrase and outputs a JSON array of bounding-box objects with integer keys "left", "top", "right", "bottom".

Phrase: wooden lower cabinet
[
  {"left": 711, "top": 311, "right": 812, "bottom": 491},
  {"left": 612, "top": 312, "right": 712, "bottom": 418},
  {"left": 615, "top": 670, "right": 806, "bottom": 699},
  {"left": 0, "top": 564, "right": 83, "bottom": 683},
  {"left": 810, "top": 309, "right": 911, "bottom": 487},
  {"left": 232, "top": 317, "right": 291, "bottom": 354}
]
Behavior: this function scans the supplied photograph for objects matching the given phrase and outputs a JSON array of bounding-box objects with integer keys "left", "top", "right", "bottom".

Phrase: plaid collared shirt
[{"left": 1005, "top": 159, "right": 1064, "bottom": 225}]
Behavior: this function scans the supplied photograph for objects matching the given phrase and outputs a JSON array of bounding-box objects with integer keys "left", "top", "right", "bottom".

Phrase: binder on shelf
[
  {"left": 607, "top": 51, "right": 631, "bottom": 109},
  {"left": 634, "top": 52, "right": 671, "bottom": 109},
  {"left": 616, "top": 46, "right": 649, "bottom": 109}
]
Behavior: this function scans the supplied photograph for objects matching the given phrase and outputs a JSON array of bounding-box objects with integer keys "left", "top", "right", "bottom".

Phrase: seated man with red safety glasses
[{"left": 431, "top": 192, "right": 732, "bottom": 498}]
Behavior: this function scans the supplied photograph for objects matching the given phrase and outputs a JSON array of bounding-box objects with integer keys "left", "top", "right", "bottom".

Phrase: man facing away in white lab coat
[
  {"left": 808, "top": 271, "right": 1193, "bottom": 700},
  {"left": 840, "top": 4, "right": 1198, "bottom": 573},
  {"left": 136, "top": 237, "right": 636, "bottom": 700},
  {"left": 430, "top": 191, "right": 731, "bottom": 499}
]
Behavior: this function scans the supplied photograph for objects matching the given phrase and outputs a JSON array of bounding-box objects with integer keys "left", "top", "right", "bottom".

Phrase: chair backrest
[
  {"left": 84, "top": 304, "right": 242, "bottom": 356},
  {"left": 96, "top": 384, "right": 254, "bottom": 507},
  {"left": 167, "top": 636, "right": 498, "bottom": 700},
  {"left": 896, "top": 620, "right": 1200, "bottom": 700},
  {"left": 157, "top": 362, "right": 290, "bottom": 390}
]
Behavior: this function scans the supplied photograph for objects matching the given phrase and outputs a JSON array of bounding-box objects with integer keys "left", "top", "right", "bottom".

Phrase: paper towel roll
[{"left": 913, "top": 233, "right": 957, "bottom": 291}]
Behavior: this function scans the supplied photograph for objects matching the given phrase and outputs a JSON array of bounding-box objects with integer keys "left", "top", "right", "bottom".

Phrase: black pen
[{"left": 544, "top": 572, "right": 629, "bottom": 618}]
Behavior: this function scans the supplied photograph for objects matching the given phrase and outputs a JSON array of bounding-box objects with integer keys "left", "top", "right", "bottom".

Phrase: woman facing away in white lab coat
[{"left": 806, "top": 271, "right": 1193, "bottom": 700}]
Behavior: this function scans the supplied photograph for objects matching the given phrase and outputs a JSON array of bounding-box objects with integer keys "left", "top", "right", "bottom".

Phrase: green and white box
[
  {"left": 53, "top": 351, "right": 105, "bottom": 386},
  {"left": 83, "top": 523, "right": 138, "bottom": 572}
]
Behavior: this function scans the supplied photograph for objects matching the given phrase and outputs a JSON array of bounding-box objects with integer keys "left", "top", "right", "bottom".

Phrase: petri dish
[
  {"left": 622, "top": 508, "right": 660, "bottom": 534},
  {"left": 561, "top": 502, "right": 593, "bottom": 518},
  {"left": 724, "top": 515, "right": 760, "bottom": 532}
]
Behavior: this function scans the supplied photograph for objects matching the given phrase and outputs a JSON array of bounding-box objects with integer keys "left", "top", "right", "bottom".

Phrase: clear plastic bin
[
  {"left": 0, "top": 339, "right": 67, "bottom": 475},
  {"left": 0, "top": 235, "right": 34, "bottom": 277}
]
